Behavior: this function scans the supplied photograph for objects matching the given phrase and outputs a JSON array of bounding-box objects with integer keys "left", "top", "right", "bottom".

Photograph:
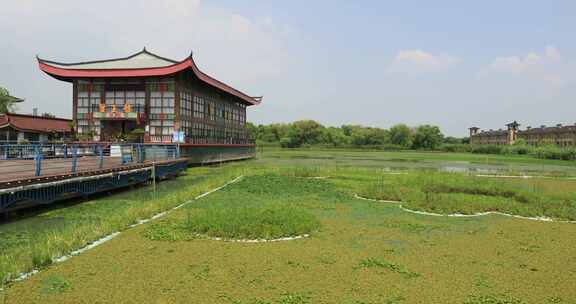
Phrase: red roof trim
[{"left": 38, "top": 54, "right": 261, "bottom": 106}]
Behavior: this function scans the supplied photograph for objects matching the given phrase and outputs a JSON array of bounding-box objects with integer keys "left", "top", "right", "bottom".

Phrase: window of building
[
  {"left": 148, "top": 81, "right": 175, "bottom": 142},
  {"left": 104, "top": 83, "right": 145, "bottom": 113},
  {"left": 76, "top": 82, "right": 104, "bottom": 136}
]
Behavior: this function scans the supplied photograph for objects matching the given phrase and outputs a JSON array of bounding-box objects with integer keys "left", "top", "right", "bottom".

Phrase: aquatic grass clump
[
  {"left": 278, "top": 292, "right": 312, "bottom": 304},
  {"left": 354, "top": 257, "right": 420, "bottom": 278},
  {"left": 358, "top": 171, "right": 576, "bottom": 220},
  {"left": 279, "top": 166, "right": 326, "bottom": 178},
  {"left": 237, "top": 174, "right": 332, "bottom": 197},
  {"left": 464, "top": 294, "right": 525, "bottom": 304},
  {"left": 39, "top": 275, "right": 71, "bottom": 295},
  {"left": 143, "top": 174, "right": 332, "bottom": 241},
  {"left": 149, "top": 205, "right": 320, "bottom": 241}
]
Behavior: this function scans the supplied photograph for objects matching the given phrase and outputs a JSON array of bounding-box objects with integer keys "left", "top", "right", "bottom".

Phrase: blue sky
[{"left": 1, "top": 0, "right": 575, "bottom": 136}]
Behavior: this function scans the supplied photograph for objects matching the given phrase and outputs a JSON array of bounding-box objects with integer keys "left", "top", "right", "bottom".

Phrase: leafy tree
[
  {"left": 443, "top": 136, "right": 464, "bottom": 144},
  {"left": 346, "top": 126, "right": 388, "bottom": 146},
  {"left": 246, "top": 122, "right": 258, "bottom": 140},
  {"left": 412, "top": 125, "right": 443, "bottom": 150},
  {"left": 0, "top": 86, "right": 21, "bottom": 114},
  {"left": 257, "top": 123, "right": 290, "bottom": 142},
  {"left": 365, "top": 128, "right": 388, "bottom": 145},
  {"left": 248, "top": 119, "right": 447, "bottom": 150},
  {"left": 341, "top": 125, "right": 355, "bottom": 137},
  {"left": 388, "top": 124, "right": 413, "bottom": 147},
  {"left": 41, "top": 112, "right": 56, "bottom": 118},
  {"left": 282, "top": 120, "right": 324, "bottom": 147},
  {"left": 279, "top": 136, "right": 298, "bottom": 148},
  {"left": 320, "top": 127, "right": 350, "bottom": 147}
]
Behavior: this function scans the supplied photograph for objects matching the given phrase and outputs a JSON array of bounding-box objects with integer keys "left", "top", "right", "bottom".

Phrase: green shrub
[
  {"left": 469, "top": 143, "right": 576, "bottom": 161},
  {"left": 470, "top": 145, "right": 505, "bottom": 155},
  {"left": 503, "top": 145, "right": 530, "bottom": 155},
  {"left": 530, "top": 145, "right": 576, "bottom": 161},
  {"left": 440, "top": 144, "right": 471, "bottom": 153}
]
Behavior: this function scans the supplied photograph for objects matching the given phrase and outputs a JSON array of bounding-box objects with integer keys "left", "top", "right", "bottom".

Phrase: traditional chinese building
[
  {"left": 37, "top": 49, "right": 261, "bottom": 145},
  {"left": 0, "top": 113, "right": 71, "bottom": 143},
  {"left": 469, "top": 121, "right": 576, "bottom": 147}
]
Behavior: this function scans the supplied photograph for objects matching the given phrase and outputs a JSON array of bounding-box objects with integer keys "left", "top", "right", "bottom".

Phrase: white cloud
[
  {"left": 488, "top": 45, "right": 565, "bottom": 86},
  {"left": 387, "top": 49, "right": 461, "bottom": 73},
  {"left": 0, "top": 0, "right": 296, "bottom": 116}
]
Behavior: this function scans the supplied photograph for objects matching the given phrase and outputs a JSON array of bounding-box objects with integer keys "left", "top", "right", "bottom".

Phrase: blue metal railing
[{"left": 0, "top": 143, "right": 180, "bottom": 178}]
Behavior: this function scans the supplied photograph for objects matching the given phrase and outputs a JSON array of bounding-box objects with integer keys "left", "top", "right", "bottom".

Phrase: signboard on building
[{"left": 93, "top": 112, "right": 138, "bottom": 119}]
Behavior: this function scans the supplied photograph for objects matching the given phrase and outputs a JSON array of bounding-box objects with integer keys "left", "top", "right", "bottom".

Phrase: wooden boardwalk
[{"left": 0, "top": 157, "right": 183, "bottom": 188}]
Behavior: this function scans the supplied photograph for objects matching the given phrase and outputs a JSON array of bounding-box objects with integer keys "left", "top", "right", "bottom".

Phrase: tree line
[{"left": 247, "top": 120, "right": 465, "bottom": 150}]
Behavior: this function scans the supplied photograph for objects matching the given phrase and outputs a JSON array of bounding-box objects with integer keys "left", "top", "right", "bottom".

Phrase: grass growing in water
[
  {"left": 358, "top": 171, "right": 576, "bottom": 220},
  {"left": 463, "top": 294, "right": 525, "bottom": 304},
  {"left": 5, "top": 161, "right": 576, "bottom": 303},
  {"left": 183, "top": 205, "right": 318, "bottom": 240},
  {"left": 146, "top": 205, "right": 319, "bottom": 240},
  {"left": 145, "top": 174, "right": 322, "bottom": 240},
  {"left": 39, "top": 275, "right": 71, "bottom": 295},
  {"left": 354, "top": 257, "right": 420, "bottom": 278},
  {"left": 0, "top": 166, "right": 244, "bottom": 285}
]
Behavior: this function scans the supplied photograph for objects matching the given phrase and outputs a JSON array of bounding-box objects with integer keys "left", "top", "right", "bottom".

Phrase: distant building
[
  {"left": 469, "top": 121, "right": 576, "bottom": 146},
  {"left": 0, "top": 113, "right": 72, "bottom": 143}
]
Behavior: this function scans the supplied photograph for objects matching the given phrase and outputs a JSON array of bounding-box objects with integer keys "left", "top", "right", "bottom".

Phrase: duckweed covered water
[
  {"left": 5, "top": 171, "right": 576, "bottom": 303},
  {"left": 3, "top": 149, "right": 576, "bottom": 303}
]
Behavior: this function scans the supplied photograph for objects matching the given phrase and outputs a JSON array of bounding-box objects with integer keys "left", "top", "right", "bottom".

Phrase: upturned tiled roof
[
  {"left": 37, "top": 49, "right": 262, "bottom": 106},
  {"left": 38, "top": 49, "right": 177, "bottom": 70},
  {"left": 0, "top": 113, "right": 71, "bottom": 133}
]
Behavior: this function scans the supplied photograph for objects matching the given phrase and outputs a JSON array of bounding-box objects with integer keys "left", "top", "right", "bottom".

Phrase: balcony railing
[{"left": 0, "top": 143, "right": 180, "bottom": 178}]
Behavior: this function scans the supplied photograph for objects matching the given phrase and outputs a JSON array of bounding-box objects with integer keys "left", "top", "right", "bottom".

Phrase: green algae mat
[{"left": 3, "top": 170, "right": 576, "bottom": 304}]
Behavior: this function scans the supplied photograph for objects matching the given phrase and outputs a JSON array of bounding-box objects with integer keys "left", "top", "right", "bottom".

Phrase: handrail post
[
  {"left": 175, "top": 144, "right": 180, "bottom": 159},
  {"left": 98, "top": 145, "right": 104, "bottom": 169},
  {"left": 120, "top": 145, "right": 126, "bottom": 165},
  {"left": 136, "top": 144, "right": 142, "bottom": 163},
  {"left": 71, "top": 145, "right": 78, "bottom": 174},
  {"left": 34, "top": 145, "right": 42, "bottom": 176},
  {"left": 63, "top": 144, "right": 68, "bottom": 159}
]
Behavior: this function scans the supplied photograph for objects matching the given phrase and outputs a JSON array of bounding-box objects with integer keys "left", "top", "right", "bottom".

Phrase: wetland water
[
  {"left": 258, "top": 150, "right": 576, "bottom": 176},
  {"left": 4, "top": 167, "right": 576, "bottom": 303},
  {"left": 2, "top": 150, "right": 576, "bottom": 303},
  {"left": 3, "top": 150, "right": 576, "bottom": 240}
]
